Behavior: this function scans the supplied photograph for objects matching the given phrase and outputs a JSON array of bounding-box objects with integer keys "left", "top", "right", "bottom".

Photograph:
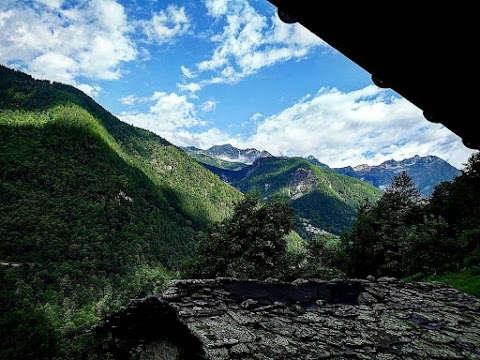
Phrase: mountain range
[
  {"left": 0, "top": 64, "right": 396, "bottom": 276},
  {"left": 184, "top": 144, "right": 461, "bottom": 237},
  {"left": 0, "top": 65, "right": 471, "bottom": 359},
  {"left": 0, "top": 64, "right": 244, "bottom": 358},
  {"left": 184, "top": 144, "right": 461, "bottom": 197},
  {"left": 0, "top": 66, "right": 243, "bottom": 267},
  {"left": 183, "top": 144, "right": 272, "bottom": 170},
  {"left": 0, "top": 64, "right": 394, "bottom": 276},
  {"left": 332, "top": 155, "right": 461, "bottom": 196}
]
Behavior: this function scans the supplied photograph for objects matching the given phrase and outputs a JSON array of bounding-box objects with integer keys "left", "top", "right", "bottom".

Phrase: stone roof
[{"left": 98, "top": 277, "right": 480, "bottom": 360}]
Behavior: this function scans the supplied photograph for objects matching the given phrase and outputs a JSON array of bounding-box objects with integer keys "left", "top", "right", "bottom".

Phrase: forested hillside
[
  {"left": 231, "top": 156, "right": 383, "bottom": 236},
  {"left": 0, "top": 65, "right": 242, "bottom": 359},
  {"left": 2, "top": 64, "right": 478, "bottom": 360}
]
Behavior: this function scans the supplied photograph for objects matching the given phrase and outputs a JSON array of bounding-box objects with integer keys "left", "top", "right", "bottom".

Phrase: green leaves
[
  {"left": 185, "top": 194, "right": 296, "bottom": 279},
  {"left": 0, "top": 64, "right": 243, "bottom": 359},
  {"left": 230, "top": 156, "right": 383, "bottom": 237},
  {"left": 340, "top": 166, "right": 479, "bottom": 279},
  {"left": 386, "top": 171, "right": 422, "bottom": 203}
]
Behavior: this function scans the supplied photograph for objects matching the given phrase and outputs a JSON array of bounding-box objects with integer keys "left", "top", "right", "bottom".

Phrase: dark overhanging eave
[{"left": 266, "top": 1, "right": 478, "bottom": 151}]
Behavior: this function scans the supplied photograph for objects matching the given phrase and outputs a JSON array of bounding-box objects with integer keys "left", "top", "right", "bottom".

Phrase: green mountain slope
[
  {"left": 0, "top": 65, "right": 242, "bottom": 359},
  {"left": 1, "top": 104, "right": 194, "bottom": 266},
  {"left": 231, "top": 157, "right": 383, "bottom": 236}
]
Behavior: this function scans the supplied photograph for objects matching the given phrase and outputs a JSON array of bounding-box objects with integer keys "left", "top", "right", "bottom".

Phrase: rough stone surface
[{"left": 102, "top": 277, "right": 480, "bottom": 360}]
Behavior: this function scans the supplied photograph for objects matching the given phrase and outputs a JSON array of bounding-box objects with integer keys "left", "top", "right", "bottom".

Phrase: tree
[
  {"left": 402, "top": 215, "right": 462, "bottom": 275},
  {"left": 299, "top": 233, "right": 345, "bottom": 279},
  {"left": 386, "top": 170, "right": 422, "bottom": 202},
  {"left": 184, "top": 194, "right": 296, "bottom": 279},
  {"left": 428, "top": 151, "right": 480, "bottom": 267},
  {"left": 340, "top": 172, "right": 426, "bottom": 278}
]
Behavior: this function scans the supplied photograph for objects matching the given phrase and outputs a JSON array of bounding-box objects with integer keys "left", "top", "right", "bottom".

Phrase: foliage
[
  {"left": 427, "top": 151, "right": 480, "bottom": 266},
  {"left": 340, "top": 172, "right": 441, "bottom": 277},
  {"left": 231, "top": 156, "right": 383, "bottom": 236},
  {"left": 405, "top": 266, "right": 480, "bottom": 298},
  {"left": 402, "top": 215, "right": 463, "bottom": 275},
  {"left": 293, "top": 234, "right": 346, "bottom": 279},
  {"left": 386, "top": 170, "right": 422, "bottom": 201},
  {"left": 184, "top": 194, "right": 296, "bottom": 279},
  {"left": 340, "top": 160, "right": 480, "bottom": 280},
  {"left": 0, "top": 64, "right": 242, "bottom": 359}
]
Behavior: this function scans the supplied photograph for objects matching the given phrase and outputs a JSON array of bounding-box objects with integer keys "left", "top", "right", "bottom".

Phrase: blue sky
[{"left": 0, "top": 0, "right": 475, "bottom": 169}]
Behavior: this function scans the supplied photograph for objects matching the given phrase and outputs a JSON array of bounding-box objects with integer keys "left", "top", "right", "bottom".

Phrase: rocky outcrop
[
  {"left": 98, "top": 277, "right": 480, "bottom": 360},
  {"left": 289, "top": 167, "right": 318, "bottom": 200}
]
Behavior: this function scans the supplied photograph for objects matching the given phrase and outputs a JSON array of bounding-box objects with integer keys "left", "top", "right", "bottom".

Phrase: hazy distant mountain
[
  {"left": 186, "top": 144, "right": 461, "bottom": 197},
  {"left": 333, "top": 155, "right": 461, "bottom": 196},
  {"left": 207, "top": 144, "right": 273, "bottom": 164},
  {"left": 183, "top": 144, "right": 272, "bottom": 170},
  {"left": 182, "top": 145, "right": 248, "bottom": 171}
]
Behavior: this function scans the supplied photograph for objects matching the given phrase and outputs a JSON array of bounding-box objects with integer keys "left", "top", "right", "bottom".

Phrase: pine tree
[{"left": 340, "top": 172, "right": 425, "bottom": 277}]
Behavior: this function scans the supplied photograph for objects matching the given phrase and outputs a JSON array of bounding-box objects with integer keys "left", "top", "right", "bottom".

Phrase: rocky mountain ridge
[
  {"left": 333, "top": 155, "right": 461, "bottom": 196},
  {"left": 183, "top": 144, "right": 272, "bottom": 169},
  {"left": 186, "top": 145, "right": 461, "bottom": 196}
]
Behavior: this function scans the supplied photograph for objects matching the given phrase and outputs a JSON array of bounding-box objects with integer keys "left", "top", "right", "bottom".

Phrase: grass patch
[{"left": 405, "top": 266, "right": 480, "bottom": 298}]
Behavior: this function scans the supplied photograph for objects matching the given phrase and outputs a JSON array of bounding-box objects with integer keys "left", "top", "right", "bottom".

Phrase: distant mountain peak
[
  {"left": 352, "top": 164, "right": 371, "bottom": 172},
  {"left": 184, "top": 144, "right": 460, "bottom": 197},
  {"left": 204, "top": 144, "right": 272, "bottom": 165},
  {"left": 305, "top": 155, "right": 330, "bottom": 169},
  {"left": 208, "top": 144, "right": 236, "bottom": 152},
  {"left": 335, "top": 155, "right": 460, "bottom": 196},
  {"left": 379, "top": 155, "right": 444, "bottom": 168}
]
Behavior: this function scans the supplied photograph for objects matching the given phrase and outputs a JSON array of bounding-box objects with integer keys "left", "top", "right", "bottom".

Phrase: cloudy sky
[{"left": 1, "top": 0, "right": 475, "bottom": 169}]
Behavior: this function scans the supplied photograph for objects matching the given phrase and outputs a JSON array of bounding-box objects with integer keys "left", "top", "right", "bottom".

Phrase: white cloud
[
  {"left": 34, "top": 0, "right": 63, "bottom": 10},
  {"left": 240, "top": 85, "right": 473, "bottom": 169},
  {"left": 269, "top": 14, "right": 322, "bottom": 47},
  {"left": 0, "top": 0, "right": 137, "bottom": 88},
  {"left": 220, "top": 66, "right": 235, "bottom": 78},
  {"left": 250, "top": 112, "right": 263, "bottom": 121},
  {"left": 77, "top": 83, "right": 102, "bottom": 98},
  {"left": 163, "top": 128, "right": 235, "bottom": 149},
  {"left": 138, "top": 47, "right": 152, "bottom": 61},
  {"left": 177, "top": 82, "right": 202, "bottom": 93},
  {"left": 29, "top": 52, "right": 79, "bottom": 84},
  {"left": 201, "top": 100, "right": 217, "bottom": 112},
  {"left": 92, "top": 0, "right": 127, "bottom": 31},
  {"left": 197, "top": 53, "right": 228, "bottom": 73},
  {"left": 116, "top": 83, "right": 473, "bottom": 169},
  {"left": 116, "top": 90, "right": 240, "bottom": 150},
  {"left": 205, "top": 0, "right": 229, "bottom": 18},
  {"left": 141, "top": 5, "right": 190, "bottom": 44},
  {"left": 181, "top": 0, "right": 326, "bottom": 89},
  {"left": 118, "top": 91, "right": 204, "bottom": 137},
  {"left": 149, "top": 91, "right": 201, "bottom": 127},
  {"left": 120, "top": 95, "right": 138, "bottom": 106},
  {"left": 180, "top": 65, "right": 196, "bottom": 79}
]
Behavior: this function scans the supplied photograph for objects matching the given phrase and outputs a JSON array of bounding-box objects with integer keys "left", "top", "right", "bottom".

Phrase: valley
[{"left": 1, "top": 64, "right": 478, "bottom": 360}]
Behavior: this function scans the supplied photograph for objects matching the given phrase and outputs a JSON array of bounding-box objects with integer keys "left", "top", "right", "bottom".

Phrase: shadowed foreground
[{"left": 97, "top": 277, "right": 480, "bottom": 359}]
